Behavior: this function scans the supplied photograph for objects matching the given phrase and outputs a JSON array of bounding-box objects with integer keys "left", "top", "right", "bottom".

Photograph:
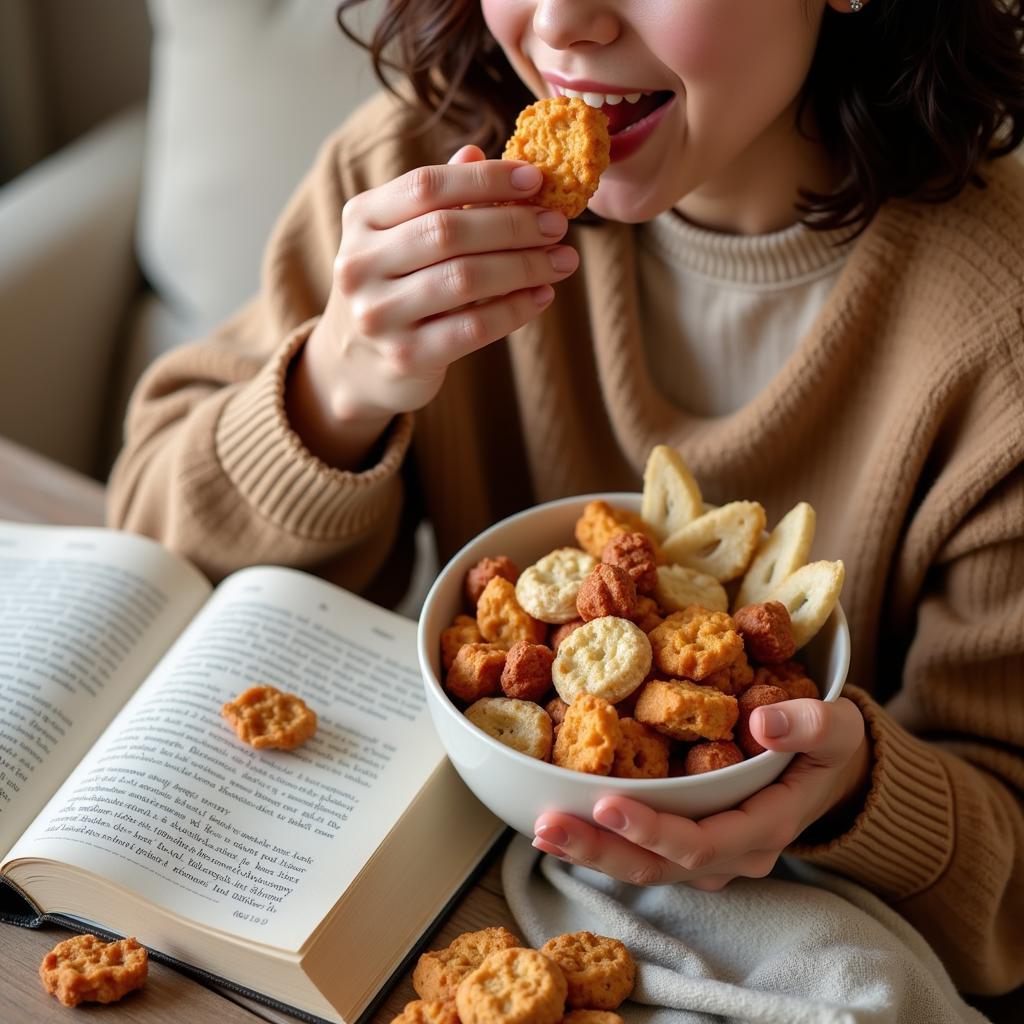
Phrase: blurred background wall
[{"left": 0, "top": 0, "right": 152, "bottom": 185}]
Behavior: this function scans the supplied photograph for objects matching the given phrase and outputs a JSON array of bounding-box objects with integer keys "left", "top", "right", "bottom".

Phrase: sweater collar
[
  {"left": 640, "top": 210, "right": 856, "bottom": 287},
  {"left": 571, "top": 212, "right": 882, "bottom": 482}
]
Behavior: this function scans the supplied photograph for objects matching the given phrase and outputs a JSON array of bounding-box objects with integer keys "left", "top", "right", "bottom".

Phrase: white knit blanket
[{"left": 501, "top": 836, "right": 987, "bottom": 1024}]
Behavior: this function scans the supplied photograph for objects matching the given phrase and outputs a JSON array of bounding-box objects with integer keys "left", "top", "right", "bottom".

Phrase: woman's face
[{"left": 481, "top": 0, "right": 830, "bottom": 227}]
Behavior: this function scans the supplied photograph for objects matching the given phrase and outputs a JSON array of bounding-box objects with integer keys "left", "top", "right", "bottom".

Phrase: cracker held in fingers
[{"left": 503, "top": 96, "right": 610, "bottom": 219}]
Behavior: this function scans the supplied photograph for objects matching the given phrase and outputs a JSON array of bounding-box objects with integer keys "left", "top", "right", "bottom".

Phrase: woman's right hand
[{"left": 302, "top": 145, "right": 579, "bottom": 437}]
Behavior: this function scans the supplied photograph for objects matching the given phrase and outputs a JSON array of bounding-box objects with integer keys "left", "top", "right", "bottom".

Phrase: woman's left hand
[{"left": 532, "top": 696, "right": 870, "bottom": 889}]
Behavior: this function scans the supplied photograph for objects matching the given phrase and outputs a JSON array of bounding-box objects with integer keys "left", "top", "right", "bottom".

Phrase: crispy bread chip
[
  {"left": 767, "top": 559, "right": 845, "bottom": 650},
  {"left": 661, "top": 501, "right": 767, "bottom": 582},
  {"left": 734, "top": 501, "right": 816, "bottom": 610},
  {"left": 640, "top": 444, "right": 703, "bottom": 541}
]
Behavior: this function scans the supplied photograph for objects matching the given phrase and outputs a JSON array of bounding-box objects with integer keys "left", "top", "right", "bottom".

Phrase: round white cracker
[
  {"left": 551, "top": 615, "right": 652, "bottom": 705},
  {"left": 465, "top": 697, "right": 553, "bottom": 760},
  {"left": 515, "top": 547, "right": 597, "bottom": 624}
]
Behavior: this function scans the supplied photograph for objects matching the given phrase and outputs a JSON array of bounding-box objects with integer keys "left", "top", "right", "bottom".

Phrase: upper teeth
[{"left": 557, "top": 86, "right": 649, "bottom": 106}]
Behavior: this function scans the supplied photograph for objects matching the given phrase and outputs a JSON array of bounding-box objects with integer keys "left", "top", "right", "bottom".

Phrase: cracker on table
[{"left": 39, "top": 934, "right": 148, "bottom": 1007}]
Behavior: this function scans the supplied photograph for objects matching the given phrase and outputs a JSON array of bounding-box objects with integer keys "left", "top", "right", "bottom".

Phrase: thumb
[
  {"left": 750, "top": 696, "right": 864, "bottom": 766},
  {"left": 448, "top": 144, "right": 487, "bottom": 165}
]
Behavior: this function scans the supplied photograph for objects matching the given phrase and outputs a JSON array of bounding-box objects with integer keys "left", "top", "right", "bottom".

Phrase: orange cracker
[
  {"left": 539, "top": 931, "right": 636, "bottom": 1010},
  {"left": 222, "top": 684, "right": 317, "bottom": 750},
  {"left": 503, "top": 96, "right": 610, "bottom": 219},
  {"left": 39, "top": 934, "right": 148, "bottom": 1007},
  {"left": 634, "top": 678, "right": 738, "bottom": 742},
  {"left": 413, "top": 927, "right": 522, "bottom": 1003}
]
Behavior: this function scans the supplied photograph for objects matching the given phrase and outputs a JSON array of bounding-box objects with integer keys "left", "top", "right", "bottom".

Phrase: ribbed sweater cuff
[
  {"left": 215, "top": 319, "right": 414, "bottom": 541},
  {"left": 787, "top": 685, "right": 955, "bottom": 901}
]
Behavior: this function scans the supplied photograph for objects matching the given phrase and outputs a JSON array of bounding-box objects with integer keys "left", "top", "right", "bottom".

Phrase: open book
[{"left": 0, "top": 520, "right": 504, "bottom": 1023}]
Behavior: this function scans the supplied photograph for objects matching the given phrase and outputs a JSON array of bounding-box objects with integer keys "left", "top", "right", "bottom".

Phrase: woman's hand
[
  {"left": 309, "top": 144, "right": 577, "bottom": 425},
  {"left": 532, "top": 697, "right": 870, "bottom": 889}
]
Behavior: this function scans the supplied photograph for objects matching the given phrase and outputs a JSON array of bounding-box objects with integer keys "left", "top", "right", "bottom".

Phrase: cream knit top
[
  {"left": 106, "top": 90, "right": 1024, "bottom": 994},
  {"left": 637, "top": 212, "right": 854, "bottom": 416}
]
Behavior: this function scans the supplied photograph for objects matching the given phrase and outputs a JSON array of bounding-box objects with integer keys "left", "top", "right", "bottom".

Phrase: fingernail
[
  {"left": 760, "top": 707, "right": 789, "bottom": 738},
  {"left": 594, "top": 807, "right": 626, "bottom": 831},
  {"left": 548, "top": 247, "right": 578, "bottom": 273},
  {"left": 535, "top": 824, "right": 569, "bottom": 847},
  {"left": 537, "top": 210, "right": 567, "bottom": 236},
  {"left": 511, "top": 164, "right": 542, "bottom": 189},
  {"left": 532, "top": 284, "right": 554, "bottom": 306}
]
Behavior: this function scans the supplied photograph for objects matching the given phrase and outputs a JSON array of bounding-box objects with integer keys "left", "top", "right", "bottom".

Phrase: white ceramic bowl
[{"left": 417, "top": 493, "right": 850, "bottom": 838}]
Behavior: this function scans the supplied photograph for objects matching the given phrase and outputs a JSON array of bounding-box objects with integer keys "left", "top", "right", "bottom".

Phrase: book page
[
  {"left": 8, "top": 566, "right": 446, "bottom": 952},
  {"left": 0, "top": 522, "right": 212, "bottom": 858}
]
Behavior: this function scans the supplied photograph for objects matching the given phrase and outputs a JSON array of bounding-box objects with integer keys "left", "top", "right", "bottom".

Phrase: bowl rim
[{"left": 416, "top": 492, "right": 851, "bottom": 790}]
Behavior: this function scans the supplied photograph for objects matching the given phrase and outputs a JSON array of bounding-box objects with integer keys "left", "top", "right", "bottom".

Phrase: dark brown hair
[{"left": 337, "top": 0, "right": 1024, "bottom": 234}]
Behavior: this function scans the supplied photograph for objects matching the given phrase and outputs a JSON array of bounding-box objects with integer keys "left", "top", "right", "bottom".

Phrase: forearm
[{"left": 107, "top": 322, "right": 413, "bottom": 586}]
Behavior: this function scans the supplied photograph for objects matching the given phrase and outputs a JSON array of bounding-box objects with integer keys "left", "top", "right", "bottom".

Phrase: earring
[{"left": 849, "top": 0, "right": 864, "bottom": 10}]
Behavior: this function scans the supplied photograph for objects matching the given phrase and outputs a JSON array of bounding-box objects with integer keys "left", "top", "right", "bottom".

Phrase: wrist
[{"left": 285, "top": 321, "right": 394, "bottom": 471}]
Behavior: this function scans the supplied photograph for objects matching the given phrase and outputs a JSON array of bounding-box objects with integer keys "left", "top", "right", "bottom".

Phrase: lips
[{"left": 602, "top": 91, "right": 673, "bottom": 135}]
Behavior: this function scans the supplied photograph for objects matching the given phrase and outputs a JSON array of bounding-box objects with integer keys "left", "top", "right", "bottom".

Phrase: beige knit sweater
[{"left": 107, "top": 91, "right": 1024, "bottom": 993}]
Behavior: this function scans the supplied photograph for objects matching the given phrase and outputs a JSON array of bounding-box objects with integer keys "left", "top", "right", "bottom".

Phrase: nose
[{"left": 532, "top": 0, "right": 621, "bottom": 49}]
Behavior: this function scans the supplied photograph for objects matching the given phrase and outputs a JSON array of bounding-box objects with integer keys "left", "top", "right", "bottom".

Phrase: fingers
[
  {"left": 362, "top": 244, "right": 577, "bottom": 332},
  {"left": 750, "top": 696, "right": 865, "bottom": 766},
  {"left": 406, "top": 284, "right": 557, "bottom": 365},
  {"left": 592, "top": 786, "right": 807, "bottom": 869},
  {"left": 533, "top": 813, "right": 779, "bottom": 888},
  {"left": 353, "top": 158, "right": 544, "bottom": 230},
  {"left": 368, "top": 203, "right": 569, "bottom": 279}
]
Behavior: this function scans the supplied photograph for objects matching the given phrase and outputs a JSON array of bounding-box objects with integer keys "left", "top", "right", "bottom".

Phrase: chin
[{"left": 586, "top": 182, "right": 675, "bottom": 225}]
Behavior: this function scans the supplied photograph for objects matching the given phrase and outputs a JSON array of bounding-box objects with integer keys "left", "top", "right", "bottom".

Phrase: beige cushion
[{"left": 137, "top": 0, "right": 382, "bottom": 334}]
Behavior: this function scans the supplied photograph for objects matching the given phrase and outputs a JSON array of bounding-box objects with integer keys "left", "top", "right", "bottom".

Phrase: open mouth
[{"left": 553, "top": 87, "right": 675, "bottom": 135}]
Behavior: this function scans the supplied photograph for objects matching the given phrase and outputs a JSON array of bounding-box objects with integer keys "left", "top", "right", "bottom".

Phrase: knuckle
[
  {"left": 441, "top": 259, "right": 475, "bottom": 300},
  {"left": 349, "top": 297, "right": 384, "bottom": 338},
  {"left": 333, "top": 253, "right": 364, "bottom": 294},
  {"left": 504, "top": 205, "right": 525, "bottom": 242},
  {"left": 801, "top": 700, "right": 830, "bottom": 744},
  {"left": 678, "top": 844, "right": 715, "bottom": 872},
  {"left": 628, "top": 863, "right": 664, "bottom": 886},
  {"left": 455, "top": 309, "right": 490, "bottom": 348},
  {"left": 420, "top": 211, "right": 456, "bottom": 253},
  {"left": 379, "top": 339, "right": 417, "bottom": 376},
  {"left": 404, "top": 165, "right": 443, "bottom": 207},
  {"left": 340, "top": 195, "right": 361, "bottom": 231}
]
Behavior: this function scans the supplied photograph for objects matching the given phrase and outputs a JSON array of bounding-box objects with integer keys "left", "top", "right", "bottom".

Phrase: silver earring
[{"left": 849, "top": 0, "right": 864, "bottom": 10}]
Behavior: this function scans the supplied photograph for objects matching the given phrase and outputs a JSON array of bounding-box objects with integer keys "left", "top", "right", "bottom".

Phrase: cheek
[
  {"left": 650, "top": 0, "right": 813, "bottom": 85},
  {"left": 481, "top": 0, "right": 523, "bottom": 53}
]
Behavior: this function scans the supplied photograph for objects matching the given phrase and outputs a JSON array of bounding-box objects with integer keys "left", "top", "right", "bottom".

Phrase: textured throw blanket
[{"left": 501, "top": 836, "right": 986, "bottom": 1024}]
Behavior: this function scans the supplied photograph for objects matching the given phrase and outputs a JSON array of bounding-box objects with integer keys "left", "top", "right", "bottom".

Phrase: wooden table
[{"left": 0, "top": 435, "right": 520, "bottom": 1024}]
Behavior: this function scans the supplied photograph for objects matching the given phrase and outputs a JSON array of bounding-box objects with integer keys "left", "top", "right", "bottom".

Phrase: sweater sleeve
[
  {"left": 106, "top": 99, "right": 418, "bottom": 589},
  {"left": 788, "top": 471, "right": 1024, "bottom": 995}
]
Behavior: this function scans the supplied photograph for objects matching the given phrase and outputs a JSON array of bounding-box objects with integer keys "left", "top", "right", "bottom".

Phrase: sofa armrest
[{"left": 0, "top": 105, "right": 147, "bottom": 477}]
